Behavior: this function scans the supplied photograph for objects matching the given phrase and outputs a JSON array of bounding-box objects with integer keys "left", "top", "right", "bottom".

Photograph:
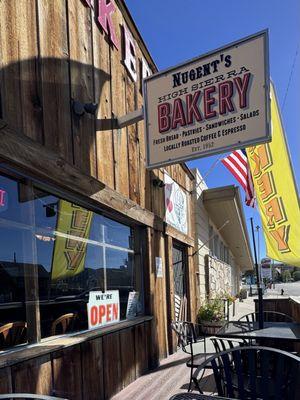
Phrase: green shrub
[
  {"left": 223, "top": 292, "right": 236, "bottom": 304},
  {"left": 293, "top": 271, "right": 300, "bottom": 281},
  {"left": 282, "top": 271, "right": 291, "bottom": 283},
  {"left": 198, "top": 297, "right": 225, "bottom": 322}
]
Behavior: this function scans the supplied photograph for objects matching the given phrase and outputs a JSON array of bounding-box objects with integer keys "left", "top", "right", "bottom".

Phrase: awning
[{"left": 203, "top": 185, "right": 254, "bottom": 271}]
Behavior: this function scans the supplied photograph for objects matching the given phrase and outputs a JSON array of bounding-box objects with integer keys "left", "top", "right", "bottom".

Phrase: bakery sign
[{"left": 143, "top": 31, "right": 270, "bottom": 169}]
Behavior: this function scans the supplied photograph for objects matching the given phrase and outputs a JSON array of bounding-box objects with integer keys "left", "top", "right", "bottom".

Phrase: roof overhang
[{"left": 203, "top": 185, "right": 254, "bottom": 271}]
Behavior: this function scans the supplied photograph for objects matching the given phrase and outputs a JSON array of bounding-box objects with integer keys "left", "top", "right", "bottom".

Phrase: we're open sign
[{"left": 87, "top": 290, "right": 120, "bottom": 329}]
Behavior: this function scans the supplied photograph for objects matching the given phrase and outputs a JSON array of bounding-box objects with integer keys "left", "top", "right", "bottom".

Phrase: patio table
[
  {"left": 169, "top": 394, "right": 231, "bottom": 400},
  {"left": 215, "top": 321, "right": 300, "bottom": 342}
]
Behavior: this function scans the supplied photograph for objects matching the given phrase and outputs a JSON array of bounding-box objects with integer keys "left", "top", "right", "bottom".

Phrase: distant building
[{"left": 193, "top": 169, "right": 254, "bottom": 301}]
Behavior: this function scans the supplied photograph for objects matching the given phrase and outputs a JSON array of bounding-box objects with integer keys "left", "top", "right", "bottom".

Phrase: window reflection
[
  {"left": 0, "top": 175, "right": 32, "bottom": 347},
  {"left": 33, "top": 190, "right": 141, "bottom": 336},
  {"left": 103, "top": 216, "right": 133, "bottom": 248},
  {"left": 0, "top": 170, "right": 143, "bottom": 349}
]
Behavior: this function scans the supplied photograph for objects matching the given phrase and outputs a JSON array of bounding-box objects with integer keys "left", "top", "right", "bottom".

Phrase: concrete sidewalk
[{"left": 231, "top": 295, "right": 256, "bottom": 321}]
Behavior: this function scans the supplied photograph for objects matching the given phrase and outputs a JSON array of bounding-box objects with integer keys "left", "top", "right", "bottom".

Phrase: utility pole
[
  {"left": 251, "top": 218, "right": 264, "bottom": 329},
  {"left": 256, "top": 225, "right": 261, "bottom": 283}
]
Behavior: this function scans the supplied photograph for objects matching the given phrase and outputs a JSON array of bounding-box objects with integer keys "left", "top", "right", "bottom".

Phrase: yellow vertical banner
[
  {"left": 247, "top": 82, "right": 300, "bottom": 266},
  {"left": 51, "top": 200, "right": 93, "bottom": 280}
]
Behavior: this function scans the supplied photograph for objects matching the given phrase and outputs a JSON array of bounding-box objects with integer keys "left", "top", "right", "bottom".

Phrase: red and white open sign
[{"left": 87, "top": 290, "right": 120, "bottom": 329}]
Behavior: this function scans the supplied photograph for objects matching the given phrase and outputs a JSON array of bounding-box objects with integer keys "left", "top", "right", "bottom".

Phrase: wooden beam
[
  {"left": 164, "top": 223, "right": 195, "bottom": 247},
  {"left": 22, "top": 179, "right": 41, "bottom": 344},
  {"left": 117, "top": 107, "right": 144, "bottom": 129},
  {"left": 0, "top": 316, "right": 153, "bottom": 369},
  {"left": 0, "top": 119, "right": 163, "bottom": 231}
]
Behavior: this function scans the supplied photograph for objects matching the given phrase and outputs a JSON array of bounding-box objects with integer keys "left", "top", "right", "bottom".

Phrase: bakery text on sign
[
  {"left": 82, "top": 0, "right": 152, "bottom": 82},
  {"left": 88, "top": 290, "right": 120, "bottom": 329},
  {"left": 158, "top": 67, "right": 251, "bottom": 134}
]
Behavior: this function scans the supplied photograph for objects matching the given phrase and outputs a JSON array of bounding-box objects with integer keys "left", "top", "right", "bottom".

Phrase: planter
[{"left": 198, "top": 320, "right": 225, "bottom": 335}]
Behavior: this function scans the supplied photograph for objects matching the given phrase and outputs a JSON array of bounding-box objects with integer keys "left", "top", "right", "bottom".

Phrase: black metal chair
[
  {"left": 0, "top": 395, "right": 68, "bottom": 399},
  {"left": 238, "top": 311, "right": 296, "bottom": 351},
  {"left": 192, "top": 346, "right": 300, "bottom": 399},
  {"left": 210, "top": 337, "right": 248, "bottom": 354},
  {"left": 238, "top": 311, "right": 294, "bottom": 323},
  {"left": 169, "top": 393, "right": 229, "bottom": 399},
  {"left": 171, "top": 321, "right": 207, "bottom": 392}
]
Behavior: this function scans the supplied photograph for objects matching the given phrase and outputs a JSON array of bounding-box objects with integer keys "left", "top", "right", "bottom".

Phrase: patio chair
[
  {"left": 0, "top": 395, "right": 68, "bottom": 399},
  {"left": 50, "top": 313, "right": 78, "bottom": 336},
  {"left": 238, "top": 311, "right": 294, "bottom": 323},
  {"left": 171, "top": 321, "right": 207, "bottom": 392},
  {"left": 210, "top": 337, "right": 248, "bottom": 354},
  {"left": 0, "top": 321, "right": 27, "bottom": 350},
  {"left": 192, "top": 346, "right": 300, "bottom": 399},
  {"left": 238, "top": 311, "right": 296, "bottom": 351}
]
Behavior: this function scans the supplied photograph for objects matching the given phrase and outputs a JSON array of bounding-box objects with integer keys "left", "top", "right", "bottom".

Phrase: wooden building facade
[{"left": 0, "top": 1, "right": 198, "bottom": 398}]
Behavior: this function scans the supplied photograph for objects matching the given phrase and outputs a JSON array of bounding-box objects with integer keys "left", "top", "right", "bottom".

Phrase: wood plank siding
[
  {"left": 0, "top": 0, "right": 198, "bottom": 398},
  {"left": 0, "top": 319, "right": 152, "bottom": 400},
  {"left": 0, "top": 0, "right": 194, "bottom": 225}
]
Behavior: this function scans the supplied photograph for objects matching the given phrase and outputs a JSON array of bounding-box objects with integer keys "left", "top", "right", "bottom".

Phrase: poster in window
[
  {"left": 164, "top": 173, "right": 188, "bottom": 234},
  {"left": 51, "top": 200, "right": 93, "bottom": 280},
  {"left": 155, "top": 256, "right": 163, "bottom": 278},
  {"left": 126, "top": 291, "right": 140, "bottom": 319}
]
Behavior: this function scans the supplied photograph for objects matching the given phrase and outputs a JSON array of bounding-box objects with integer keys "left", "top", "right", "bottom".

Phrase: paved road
[{"left": 266, "top": 281, "right": 300, "bottom": 297}]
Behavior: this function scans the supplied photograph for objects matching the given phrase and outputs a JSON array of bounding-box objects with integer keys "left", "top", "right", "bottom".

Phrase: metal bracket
[
  {"left": 96, "top": 107, "right": 144, "bottom": 131},
  {"left": 116, "top": 107, "right": 144, "bottom": 129}
]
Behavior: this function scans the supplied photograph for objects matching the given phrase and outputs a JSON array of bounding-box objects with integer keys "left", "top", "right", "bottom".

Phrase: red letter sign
[{"left": 97, "top": 0, "right": 119, "bottom": 49}]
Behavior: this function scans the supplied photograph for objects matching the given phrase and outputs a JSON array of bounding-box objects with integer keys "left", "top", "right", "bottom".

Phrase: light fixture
[
  {"left": 43, "top": 202, "right": 58, "bottom": 218},
  {"left": 152, "top": 178, "right": 165, "bottom": 188},
  {"left": 72, "top": 100, "right": 98, "bottom": 117}
]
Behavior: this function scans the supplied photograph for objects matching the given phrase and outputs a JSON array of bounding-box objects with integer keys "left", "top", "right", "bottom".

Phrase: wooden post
[
  {"left": 133, "top": 226, "right": 144, "bottom": 310},
  {"left": 21, "top": 180, "right": 41, "bottom": 343},
  {"left": 165, "top": 235, "right": 176, "bottom": 354}
]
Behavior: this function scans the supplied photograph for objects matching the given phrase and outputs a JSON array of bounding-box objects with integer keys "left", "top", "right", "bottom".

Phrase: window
[
  {"left": 214, "top": 235, "right": 219, "bottom": 259},
  {"left": 209, "top": 225, "right": 214, "bottom": 256},
  {"left": 224, "top": 246, "right": 229, "bottom": 264},
  {"left": 0, "top": 169, "right": 144, "bottom": 349},
  {"left": 220, "top": 242, "right": 224, "bottom": 261},
  {"left": 0, "top": 174, "right": 30, "bottom": 345}
]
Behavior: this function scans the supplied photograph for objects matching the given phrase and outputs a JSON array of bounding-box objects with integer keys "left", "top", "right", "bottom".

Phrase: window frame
[{"left": 0, "top": 164, "right": 145, "bottom": 348}]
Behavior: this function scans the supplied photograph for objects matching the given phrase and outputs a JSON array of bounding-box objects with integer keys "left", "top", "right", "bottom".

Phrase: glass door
[{"left": 172, "top": 244, "right": 187, "bottom": 321}]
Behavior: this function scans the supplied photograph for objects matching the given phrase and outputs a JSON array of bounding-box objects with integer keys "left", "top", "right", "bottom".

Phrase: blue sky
[{"left": 126, "top": 0, "right": 300, "bottom": 261}]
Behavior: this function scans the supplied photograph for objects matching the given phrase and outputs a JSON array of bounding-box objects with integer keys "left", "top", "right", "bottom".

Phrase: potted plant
[{"left": 197, "top": 297, "right": 225, "bottom": 335}]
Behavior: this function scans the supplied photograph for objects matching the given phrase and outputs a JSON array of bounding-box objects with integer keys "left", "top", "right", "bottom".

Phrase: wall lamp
[
  {"left": 152, "top": 178, "right": 165, "bottom": 188},
  {"left": 43, "top": 201, "right": 59, "bottom": 218},
  {"left": 72, "top": 100, "right": 98, "bottom": 117}
]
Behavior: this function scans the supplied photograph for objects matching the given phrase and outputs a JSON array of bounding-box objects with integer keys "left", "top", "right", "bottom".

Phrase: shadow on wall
[
  {"left": 0, "top": 56, "right": 155, "bottom": 213},
  {"left": 0, "top": 57, "right": 111, "bottom": 178}
]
